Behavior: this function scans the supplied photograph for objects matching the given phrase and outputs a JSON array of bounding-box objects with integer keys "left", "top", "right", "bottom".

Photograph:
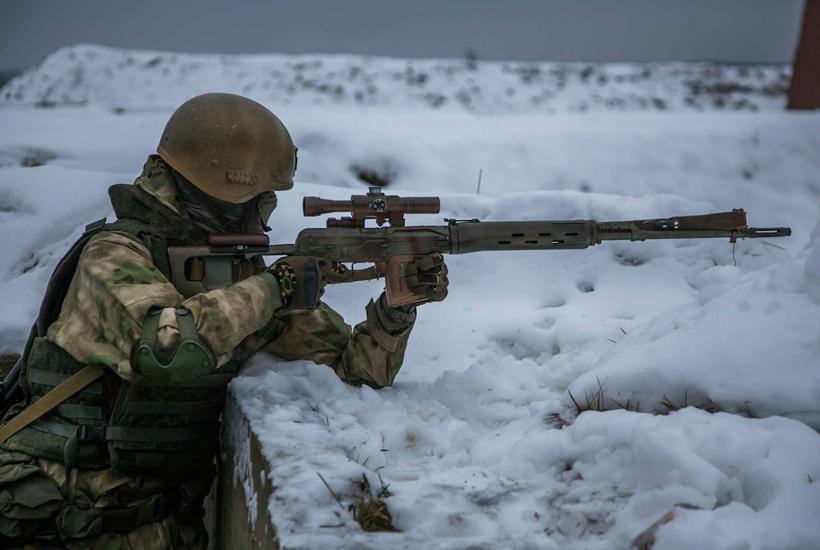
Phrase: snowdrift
[
  {"left": 570, "top": 221, "right": 820, "bottom": 428},
  {"left": 1, "top": 45, "right": 818, "bottom": 548}
]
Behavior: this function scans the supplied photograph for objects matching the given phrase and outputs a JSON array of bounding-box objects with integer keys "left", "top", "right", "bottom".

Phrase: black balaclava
[{"left": 172, "top": 169, "right": 277, "bottom": 234}]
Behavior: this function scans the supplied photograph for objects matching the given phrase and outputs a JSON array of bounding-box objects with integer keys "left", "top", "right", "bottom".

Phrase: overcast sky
[{"left": 0, "top": 0, "right": 806, "bottom": 70}]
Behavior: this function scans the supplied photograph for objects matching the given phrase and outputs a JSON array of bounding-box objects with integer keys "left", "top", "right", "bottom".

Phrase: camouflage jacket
[
  {"left": 0, "top": 158, "right": 418, "bottom": 549},
  {"left": 48, "top": 156, "right": 415, "bottom": 388}
]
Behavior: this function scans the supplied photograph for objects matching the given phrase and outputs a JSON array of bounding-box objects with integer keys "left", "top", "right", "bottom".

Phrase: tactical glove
[
  {"left": 377, "top": 292, "right": 417, "bottom": 328},
  {"left": 402, "top": 252, "right": 449, "bottom": 305},
  {"left": 269, "top": 256, "right": 347, "bottom": 310}
]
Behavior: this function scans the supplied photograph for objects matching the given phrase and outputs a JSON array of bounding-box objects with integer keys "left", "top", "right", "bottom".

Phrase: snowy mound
[
  {"left": 0, "top": 49, "right": 818, "bottom": 547},
  {"left": 570, "top": 222, "right": 820, "bottom": 428},
  {"left": 1, "top": 44, "right": 790, "bottom": 113}
]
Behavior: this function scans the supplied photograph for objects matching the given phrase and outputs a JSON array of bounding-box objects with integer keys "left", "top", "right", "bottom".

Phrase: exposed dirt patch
[
  {"left": 19, "top": 148, "right": 57, "bottom": 167},
  {"left": 349, "top": 158, "right": 401, "bottom": 187},
  {"left": 576, "top": 280, "right": 595, "bottom": 293},
  {"left": 613, "top": 251, "right": 648, "bottom": 267}
]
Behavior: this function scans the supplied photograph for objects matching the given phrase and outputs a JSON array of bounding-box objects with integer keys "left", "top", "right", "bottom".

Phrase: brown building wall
[{"left": 788, "top": 0, "right": 820, "bottom": 109}]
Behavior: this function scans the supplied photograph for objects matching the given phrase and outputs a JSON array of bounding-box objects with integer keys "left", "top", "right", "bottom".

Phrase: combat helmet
[{"left": 157, "top": 93, "right": 297, "bottom": 203}]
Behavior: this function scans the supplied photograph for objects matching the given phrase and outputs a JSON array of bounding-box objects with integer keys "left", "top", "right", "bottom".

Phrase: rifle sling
[{"left": 0, "top": 365, "right": 105, "bottom": 444}]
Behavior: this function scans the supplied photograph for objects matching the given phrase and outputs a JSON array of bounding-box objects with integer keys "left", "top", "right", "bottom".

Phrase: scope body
[{"left": 303, "top": 187, "right": 439, "bottom": 227}]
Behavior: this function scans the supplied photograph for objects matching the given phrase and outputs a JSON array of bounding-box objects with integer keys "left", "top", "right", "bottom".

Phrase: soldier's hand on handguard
[
  {"left": 269, "top": 256, "right": 347, "bottom": 310},
  {"left": 402, "top": 252, "right": 449, "bottom": 305}
]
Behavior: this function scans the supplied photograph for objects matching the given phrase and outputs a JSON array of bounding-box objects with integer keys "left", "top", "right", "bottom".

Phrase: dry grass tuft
[
  {"left": 567, "top": 377, "right": 607, "bottom": 413},
  {"left": 349, "top": 474, "right": 398, "bottom": 532},
  {"left": 656, "top": 390, "right": 722, "bottom": 415},
  {"left": 544, "top": 412, "right": 570, "bottom": 429},
  {"left": 560, "top": 381, "right": 761, "bottom": 427},
  {"left": 317, "top": 472, "right": 398, "bottom": 532},
  {"left": 566, "top": 377, "right": 641, "bottom": 415}
]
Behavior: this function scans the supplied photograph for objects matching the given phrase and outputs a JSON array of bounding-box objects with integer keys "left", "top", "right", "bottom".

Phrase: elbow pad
[{"left": 132, "top": 307, "right": 216, "bottom": 384}]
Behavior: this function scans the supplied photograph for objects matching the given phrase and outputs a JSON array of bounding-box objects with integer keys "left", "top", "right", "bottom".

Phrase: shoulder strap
[{"left": 0, "top": 365, "right": 105, "bottom": 443}]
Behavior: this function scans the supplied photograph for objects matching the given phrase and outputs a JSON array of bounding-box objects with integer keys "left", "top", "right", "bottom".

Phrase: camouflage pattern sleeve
[
  {"left": 260, "top": 297, "right": 414, "bottom": 388},
  {"left": 47, "top": 231, "right": 278, "bottom": 380}
]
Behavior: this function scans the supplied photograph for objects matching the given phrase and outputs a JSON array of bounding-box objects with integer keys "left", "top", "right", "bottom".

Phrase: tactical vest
[{"left": 5, "top": 184, "right": 255, "bottom": 477}]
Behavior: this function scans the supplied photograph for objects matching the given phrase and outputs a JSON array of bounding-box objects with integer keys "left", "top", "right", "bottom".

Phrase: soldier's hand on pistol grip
[
  {"left": 269, "top": 256, "right": 348, "bottom": 310},
  {"left": 404, "top": 252, "right": 449, "bottom": 304}
]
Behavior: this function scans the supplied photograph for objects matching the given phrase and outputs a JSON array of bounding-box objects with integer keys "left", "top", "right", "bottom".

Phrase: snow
[
  {"left": 806, "top": 220, "right": 820, "bottom": 304},
  {"left": 1, "top": 46, "right": 819, "bottom": 549},
  {"left": 568, "top": 236, "right": 820, "bottom": 427},
  {"left": 1, "top": 44, "right": 791, "bottom": 113},
  {"left": 233, "top": 365, "right": 820, "bottom": 549}
]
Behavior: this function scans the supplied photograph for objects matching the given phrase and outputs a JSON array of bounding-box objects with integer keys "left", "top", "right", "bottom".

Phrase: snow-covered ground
[
  {"left": 2, "top": 44, "right": 790, "bottom": 113},
  {"left": 1, "top": 46, "right": 818, "bottom": 549}
]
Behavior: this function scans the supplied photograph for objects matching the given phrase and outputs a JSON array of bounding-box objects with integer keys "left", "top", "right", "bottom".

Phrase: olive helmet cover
[{"left": 157, "top": 93, "right": 297, "bottom": 203}]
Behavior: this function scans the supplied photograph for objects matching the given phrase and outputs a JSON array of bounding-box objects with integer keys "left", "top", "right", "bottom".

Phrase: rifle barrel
[
  {"left": 596, "top": 210, "right": 791, "bottom": 242},
  {"left": 449, "top": 211, "right": 791, "bottom": 254},
  {"left": 596, "top": 225, "right": 791, "bottom": 242}
]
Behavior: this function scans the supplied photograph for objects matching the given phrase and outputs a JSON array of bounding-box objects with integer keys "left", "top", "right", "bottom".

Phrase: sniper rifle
[{"left": 168, "top": 187, "right": 792, "bottom": 307}]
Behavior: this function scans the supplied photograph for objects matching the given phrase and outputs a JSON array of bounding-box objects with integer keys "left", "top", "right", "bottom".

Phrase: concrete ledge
[{"left": 210, "top": 392, "right": 279, "bottom": 549}]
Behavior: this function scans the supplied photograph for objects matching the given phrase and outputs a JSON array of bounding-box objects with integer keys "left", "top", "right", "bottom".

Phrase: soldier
[{"left": 0, "top": 93, "right": 448, "bottom": 548}]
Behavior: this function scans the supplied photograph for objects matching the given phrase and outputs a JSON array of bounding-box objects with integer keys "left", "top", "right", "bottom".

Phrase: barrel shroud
[{"left": 449, "top": 220, "right": 595, "bottom": 254}]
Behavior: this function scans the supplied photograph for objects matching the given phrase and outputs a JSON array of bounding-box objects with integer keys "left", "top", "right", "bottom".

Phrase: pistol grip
[{"left": 385, "top": 255, "right": 428, "bottom": 308}]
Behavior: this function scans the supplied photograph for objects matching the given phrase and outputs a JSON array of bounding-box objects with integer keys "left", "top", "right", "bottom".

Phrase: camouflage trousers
[{"left": 0, "top": 449, "right": 208, "bottom": 549}]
